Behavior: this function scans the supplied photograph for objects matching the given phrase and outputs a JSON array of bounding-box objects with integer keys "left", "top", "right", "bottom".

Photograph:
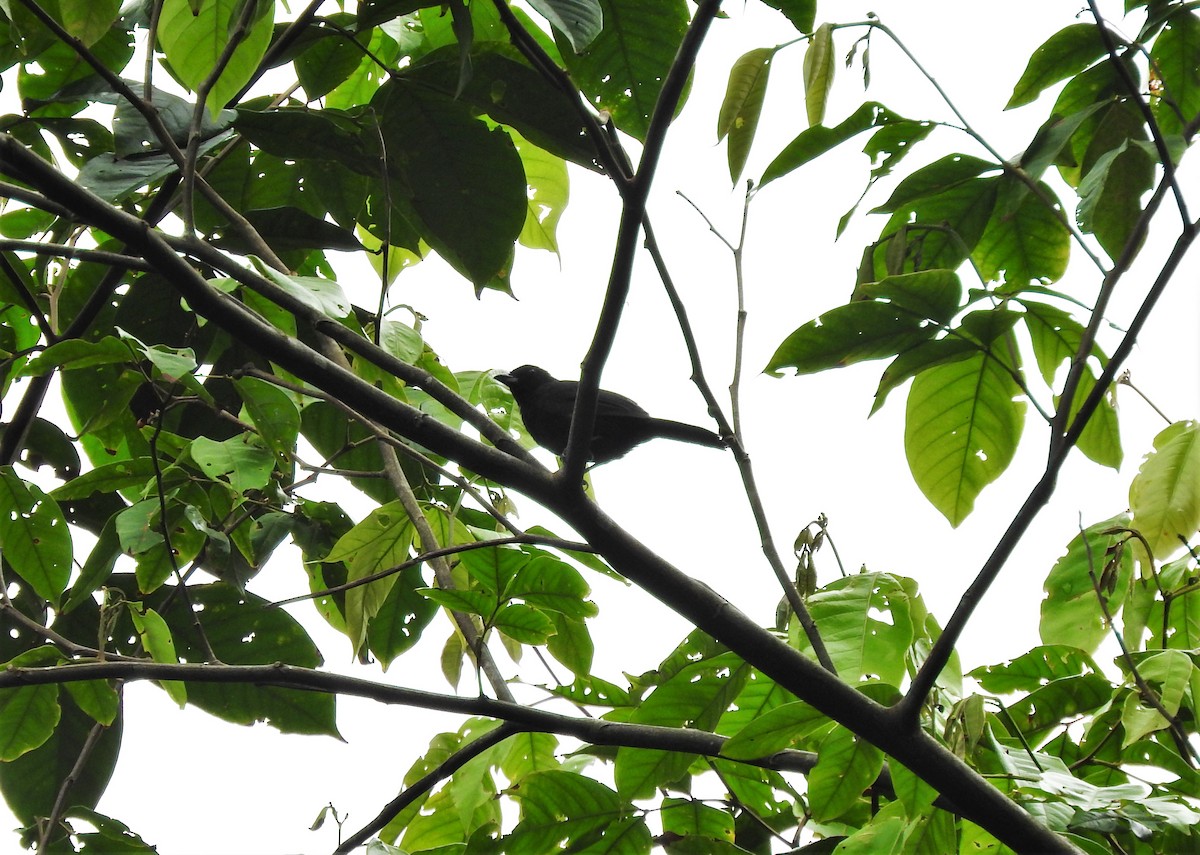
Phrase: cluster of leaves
[{"left": 0, "top": 0, "right": 1195, "bottom": 854}]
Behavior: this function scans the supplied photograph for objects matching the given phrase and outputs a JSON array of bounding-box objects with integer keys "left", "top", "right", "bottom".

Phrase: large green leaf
[
  {"left": 904, "top": 352, "right": 1026, "bottom": 526},
  {"left": 1076, "top": 141, "right": 1156, "bottom": 261},
  {"left": 0, "top": 691, "right": 122, "bottom": 826},
  {"left": 721, "top": 700, "right": 828, "bottom": 760},
  {"left": 1149, "top": 10, "right": 1200, "bottom": 137},
  {"left": 401, "top": 44, "right": 596, "bottom": 169},
  {"left": 0, "top": 467, "right": 73, "bottom": 606},
  {"left": 1128, "top": 420, "right": 1200, "bottom": 559},
  {"left": 158, "top": 0, "right": 275, "bottom": 117},
  {"left": 373, "top": 78, "right": 527, "bottom": 287},
  {"left": 325, "top": 501, "right": 416, "bottom": 653},
  {"left": 153, "top": 583, "right": 338, "bottom": 736},
  {"left": 1038, "top": 515, "right": 1134, "bottom": 652},
  {"left": 59, "top": 0, "right": 122, "bottom": 47},
  {"left": 873, "top": 153, "right": 998, "bottom": 213},
  {"left": 0, "top": 651, "right": 61, "bottom": 761},
  {"left": 970, "top": 644, "right": 1102, "bottom": 694},
  {"left": 559, "top": 0, "right": 689, "bottom": 141},
  {"left": 799, "top": 573, "right": 915, "bottom": 685},
  {"left": 808, "top": 726, "right": 884, "bottom": 821},
  {"left": 717, "top": 46, "right": 775, "bottom": 183},
  {"left": 761, "top": 101, "right": 905, "bottom": 187},
  {"left": 879, "top": 178, "right": 1000, "bottom": 275},
  {"left": 766, "top": 301, "right": 935, "bottom": 376},
  {"left": 802, "top": 23, "right": 835, "bottom": 127},
  {"left": 527, "top": 0, "right": 603, "bottom": 52},
  {"left": 973, "top": 180, "right": 1070, "bottom": 286},
  {"left": 507, "top": 771, "right": 639, "bottom": 852},
  {"left": 1007, "top": 23, "right": 1108, "bottom": 109}
]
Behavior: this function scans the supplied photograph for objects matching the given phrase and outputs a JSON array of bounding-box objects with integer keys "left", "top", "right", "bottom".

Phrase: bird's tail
[{"left": 648, "top": 418, "right": 725, "bottom": 450}]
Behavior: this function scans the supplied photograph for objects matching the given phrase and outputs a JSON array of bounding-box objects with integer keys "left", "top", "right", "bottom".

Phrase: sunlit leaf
[{"left": 904, "top": 352, "right": 1026, "bottom": 526}]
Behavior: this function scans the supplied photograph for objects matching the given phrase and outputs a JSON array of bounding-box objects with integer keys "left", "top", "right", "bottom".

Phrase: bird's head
[{"left": 495, "top": 365, "right": 555, "bottom": 395}]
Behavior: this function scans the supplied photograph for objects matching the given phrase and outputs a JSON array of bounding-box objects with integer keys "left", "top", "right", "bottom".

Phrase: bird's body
[{"left": 496, "top": 365, "right": 725, "bottom": 463}]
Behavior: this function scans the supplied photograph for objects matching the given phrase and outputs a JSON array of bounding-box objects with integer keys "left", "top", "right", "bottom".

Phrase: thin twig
[
  {"left": 564, "top": 0, "right": 724, "bottom": 483},
  {"left": 641, "top": 210, "right": 837, "bottom": 674}
]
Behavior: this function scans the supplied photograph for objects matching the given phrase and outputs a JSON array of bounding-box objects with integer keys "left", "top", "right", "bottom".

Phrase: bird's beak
[{"left": 495, "top": 372, "right": 515, "bottom": 388}]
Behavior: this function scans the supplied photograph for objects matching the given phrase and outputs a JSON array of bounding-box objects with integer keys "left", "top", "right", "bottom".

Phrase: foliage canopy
[{"left": 0, "top": 0, "right": 1197, "bottom": 853}]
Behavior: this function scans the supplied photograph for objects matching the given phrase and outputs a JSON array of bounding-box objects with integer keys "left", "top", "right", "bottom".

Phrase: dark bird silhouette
[{"left": 496, "top": 365, "right": 725, "bottom": 464}]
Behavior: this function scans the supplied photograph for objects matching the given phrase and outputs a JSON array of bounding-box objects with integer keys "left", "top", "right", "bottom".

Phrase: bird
[{"left": 495, "top": 365, "right": 725, "bottom": 464}]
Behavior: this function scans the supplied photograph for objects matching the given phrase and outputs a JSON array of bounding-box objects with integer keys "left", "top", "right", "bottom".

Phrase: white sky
[{"left": 3, "top": 1, "right": 1199, "bottom": 852}]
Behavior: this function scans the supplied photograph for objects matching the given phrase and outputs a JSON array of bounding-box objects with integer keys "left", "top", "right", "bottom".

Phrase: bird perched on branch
[{"left": 496, "top": 365, "right": 725, "bottom": 464}]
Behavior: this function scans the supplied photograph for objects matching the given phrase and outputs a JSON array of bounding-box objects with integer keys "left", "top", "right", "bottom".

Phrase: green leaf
[
  {"left": 513, "top": 130, "right": 569, "bottom": 255},
  {"left": 0, "top": 691, "right": 122, "bottom": 825},
  {"left": 509, "top": 554, "right": 598, "bottom": 620},
  {"left": 660, "top": 797, "right": 735, "bottom": 842},
  {"left": 233, "top": 375, "right": 301, "bottom": 458},
  {"left": 368, "top": 566, "right": 438, "bottom": 669},
  {"left": 761, "top": 0, "right": 815, "bottom": 33},
  {"left": 1128, "top": 420, "right": 1200, "bottom": 559},
  {"left": 293, "top": 15, "right": 368, "bottom": 100},
  {"left": 248, "top": 257, "right": 352, "bottom": 318},
  {"left": 807, "top": 726, "right": 884, "bottom": 821},
  {"left": 494, "top": 603, "right": 556, "bottom": 644},
  {"left": 1007, "top": 23, "right": 1108, "bottom": 109},
  {"left": 0, "top": 653, "right": 61, "bottom": 761},
  {"left": 802, "top": 23, "right": 835, "bottom": 127},
  {"left": 0, "top": 466, "right": 73, "bottom": 605},
  {"left": 1119, "top": 650, "right": 1193, "bottom": 745},
  {"left": 1038, "top": 516, "right": 1134, "bottom": 653},
  {"left": 904, "top": 352, "right": 1026, "bottom": 526},
  {"left": 59, "top": 0, "right": 121, "bottom": 47},
  {"left": 419, "top": 587, "right": 499, "bottom": 617},
  {"left": 798, "top": 573, "right": 915, "bottom": 684},
  {"left": 559, "top": 0, "right": 689, "bottom": 141},
  {"left": 158, "top": 0, "right": 275, "bottom": 117},
  {"left": 872, "top": 327, "right": 1005, "bottom": 416},
  {"left": 765, "top": 301, "right": 933, "bottom": 376},
  {"left": 717, "top": 47, "right": 775, "bottom": 183},
  {"left": 401, "top": 44, "right": 595, "bottom": 169},
  {"left": 127, "top": 603, "right": 187, "bottom": 706},
  {"left": 155, "top": 583, "right": 338, "bottom": 736},
  {"left": 325, "top": 501, "right": 416, "bottom": 653},
  {"left": 76, "top": 134, "right": 232, "bottom": 201},
  {"left": 50, "top": 458, "right": 156, "bottom": 501},
  {"left": 63, "top": 678, "right": 119, "bottom": 728},
  {"left": 973, "top": 180, "right": 1071, "bottom": 286},
  {"left": 189, "top": 434, "right": 276, "bottom": 493},
  {"left": 527, "top": 0, "right": 603, "bottom": 52},
  {"left": 545, "top": 612, "right": 594, "bottom": 675},
  {"left": 721, "top": 700, "right": 829, "bottom": 760},
  {"left": 970, "top": 644, "right": 1101, "bottom": 694},
  {"left": 761, "top": 101, "right": 905, "bottom": 187},
  {"left": 1058, "top": 368, "right": 1123, "bottom": 470},
  {"left": 507, "top": 770, "right": 630, "bottom": 852},
  {"left": 1076, "top": 141, "right": 1156, "bottom": 261},
  {"left": 373, "top": 78, "right": 527, "bottom": 288},
  {"left": 1148, "top": 10, "right": 1200, "bottom": 137},
  {"left": 858, "top": 269, "right": 963, "bottom": 324},
  {"left": 1007, "top": 674, "right": 1111, "bottom": 742},
  {"left": 873, "top": 153, "right": 997, "bottom": 214},
  {"left": 19, "top": 336, "right": 134, "bottom": 376}
]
